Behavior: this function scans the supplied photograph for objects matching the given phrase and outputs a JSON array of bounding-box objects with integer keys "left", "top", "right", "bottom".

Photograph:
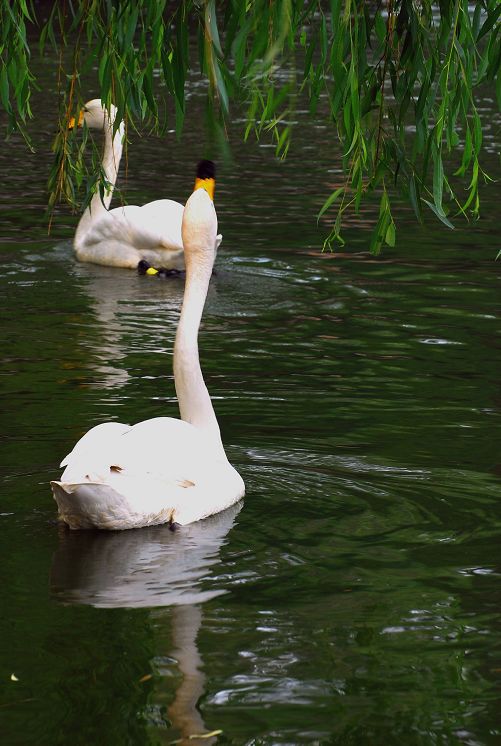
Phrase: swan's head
[
  {"left": 69, "top": 99, "right": 119, "bottom": 132},
  {"left": 182, "top": 161, "right": 218, "bottom": 266},
  {"left": 194, "top": 159, "right": 216, "bottom": 201}
]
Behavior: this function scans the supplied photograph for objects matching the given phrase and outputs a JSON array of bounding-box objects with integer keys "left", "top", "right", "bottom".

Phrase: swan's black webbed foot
[
  {"left": 138, "top": 260, "right": 185, "bottom": 279},
  {"left": 137, "top": 259, "right": 161, "bottom": 277},
  {"left": 157, "top": 267, "right": 184, "bottom": 278},
  {"left": 169, "top": 520, "right": 181, "bottom": 532}
]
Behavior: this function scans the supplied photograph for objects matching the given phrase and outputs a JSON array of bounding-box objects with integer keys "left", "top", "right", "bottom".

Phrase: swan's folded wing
[
  {"left": 111, "top": 200, "right": 184, "bottom": 251},
  {"left": 79, "top": 199, "right": 221, "bottom": 262},
  {"left": 60, "top": 421, "right": 131, "bottom": 482},
  {"left": 58, "top": 417, "right": 213, "bottom": 487},
  {"left": 112, "top": 416, "right": 216, "bottom": 478}
]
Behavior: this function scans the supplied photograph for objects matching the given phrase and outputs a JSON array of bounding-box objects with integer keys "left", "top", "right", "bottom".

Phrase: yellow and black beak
[
  {"left": 194, "top": 176, "right": 215, "bottom": 200},
  {"left": 68, "top": 109, "right": 85, "bottom": 130},
  {"left": 194, "top": 160, "right": 216, "bottom": 200}
]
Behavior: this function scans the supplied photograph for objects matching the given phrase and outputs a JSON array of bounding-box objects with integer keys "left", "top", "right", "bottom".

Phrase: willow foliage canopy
[{"left": 1, "top": 0, "right": 500, "bottom": 253}]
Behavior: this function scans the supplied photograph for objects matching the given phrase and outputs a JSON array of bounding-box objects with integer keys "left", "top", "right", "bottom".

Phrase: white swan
[
  {"left": 51, "top": 161, "right": 244, "bottom": 529},
  {"left": 70, "top": 99, "right": 221, "bottom": 270}
]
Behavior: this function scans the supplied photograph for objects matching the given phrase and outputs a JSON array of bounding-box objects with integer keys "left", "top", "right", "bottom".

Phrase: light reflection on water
[{"left": 0, "top": 55, "right": 500, "bottom": 745}]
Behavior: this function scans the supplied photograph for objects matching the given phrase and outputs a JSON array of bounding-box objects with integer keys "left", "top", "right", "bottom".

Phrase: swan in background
[
  {"left": 51, "top": 161, "right": 245, "bottom": 529},
  {"left": 70, "top": 99, "right": 222, "bottom": 269}
]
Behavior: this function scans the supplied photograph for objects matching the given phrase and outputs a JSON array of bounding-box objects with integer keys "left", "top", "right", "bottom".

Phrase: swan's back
[
  {"left": 75, "top": 200, "right": 185, "bottom": 268},
  {"left": 52, "top": 417, "right": 244, "bottom": 529},
  {"left": 59, "top": 417, "right": 217, "bottom": 484},
  {"left": 109, "top": 199, "right": 184, "bottom": 249}
]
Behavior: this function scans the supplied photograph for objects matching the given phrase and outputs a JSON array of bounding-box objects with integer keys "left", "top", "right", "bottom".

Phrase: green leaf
[
  {"left": 370, "top": 191, "right": 391, "bottom": 255},
  {"left": 432, "top": 144, "right": 444, "bottom": 213},
  {"left": 472, "top": 110, "right": 483, "bottom": 152},
  {"left": 319, "top": 14, "right": 327, "bottom": 65},
  {"left": 174, "top": 96, "right": 184, "bottom": 139},
  {"left": 478, "top": 5, "right": 501, "bottom": 41},
  {"left": 0, "top": 65, "right": 11, "bottom": 113},
  {"left": 374, "top": 12, "right": 386, "bottom": 45},
  {"left": 385, "top": 221, "right": 396, "bottom": 247},
  {"left": 317, "top": 186, "right": 345, "bottom": 221},
  {"left": 213, "top": 60, "right": 229, "bottom": 113},
  {"left": 124, "top": 6, "right": 139, "bottom": 50},
  {"left": 143, "top": 68, "right": 157, "bottom": 116},
  {"left": 19, "top": 0, "right": 33, "bottom": 22},
  {"left": 409, "top": 174, "right": 422, "bottom": 222},
  {"left": 454, "top": 127, "right": 472, "bottom": 176},
  {"left": 303, "top": 37, "right": 316, "bottom": 78},
  {"left": 423, "top": 199, "right": 455, "bottom": 229},
  {"left": 206, "top": 0, "right": 223, "bottom": 57}
]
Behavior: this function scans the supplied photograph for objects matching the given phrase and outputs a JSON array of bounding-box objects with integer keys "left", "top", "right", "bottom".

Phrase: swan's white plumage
[
  {"left": 77, "top": 199, "right": 185, "bottom": 269},
  {"left": 72, "top": 100, "right": 221, "bottom": 269},
  {"left": 52, "top": 417, "right": 243, "bottom": 529},
  {"left": 51, "top": 171, "right": 244, "bottom": 529}
]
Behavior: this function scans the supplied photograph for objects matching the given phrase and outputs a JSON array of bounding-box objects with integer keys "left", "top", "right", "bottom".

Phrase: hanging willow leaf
[
  {"left": 318, "top": 187, "right": 345, "bottom": 221},
  {"left": 432, "top": 143, "right": 444, "bottom": 215},
  {"left": 422, "top": 199, "right": 455, "bottom": 230}
]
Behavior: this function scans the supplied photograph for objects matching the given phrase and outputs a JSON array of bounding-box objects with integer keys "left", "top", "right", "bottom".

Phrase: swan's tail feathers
[{"left": 50, "top": 481, "right": 174, "bottom": 531}]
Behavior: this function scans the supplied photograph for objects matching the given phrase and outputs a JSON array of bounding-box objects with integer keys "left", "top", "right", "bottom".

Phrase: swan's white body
[
  {"left": 51, "top": 181, "right": 244, "bottom": 529},
  {"left": 73, "top": 100, "right": 221, "bottom": 269}
]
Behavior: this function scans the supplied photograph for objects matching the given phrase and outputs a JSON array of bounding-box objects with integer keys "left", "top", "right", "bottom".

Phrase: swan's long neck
[
  {"left": 99, "top": 121, "right": 124, "bottom": 209},
  {"left": 75, "top": 120, "right": 124, "bottom": 243},
  {"left": 174, "top": 196, "right": 225, "bottom": 456}
]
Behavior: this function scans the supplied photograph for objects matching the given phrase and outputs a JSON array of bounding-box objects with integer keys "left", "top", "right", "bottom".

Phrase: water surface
[{"left": 1, "top": 57, "right": 500, "bottom": 745}]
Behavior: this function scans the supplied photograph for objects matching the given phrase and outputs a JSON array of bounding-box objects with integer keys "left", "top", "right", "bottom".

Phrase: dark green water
[{"left": 1, "top": 60, "right": 500, "bottom": 745}]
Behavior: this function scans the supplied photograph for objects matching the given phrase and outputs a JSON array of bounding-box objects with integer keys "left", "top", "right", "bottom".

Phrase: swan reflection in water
[
  {"left": 51, "top": 502, "right": 242, "bottom": 742},
  {"left": 71, "top": 258, "right": 185, "bottom": 390}
]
